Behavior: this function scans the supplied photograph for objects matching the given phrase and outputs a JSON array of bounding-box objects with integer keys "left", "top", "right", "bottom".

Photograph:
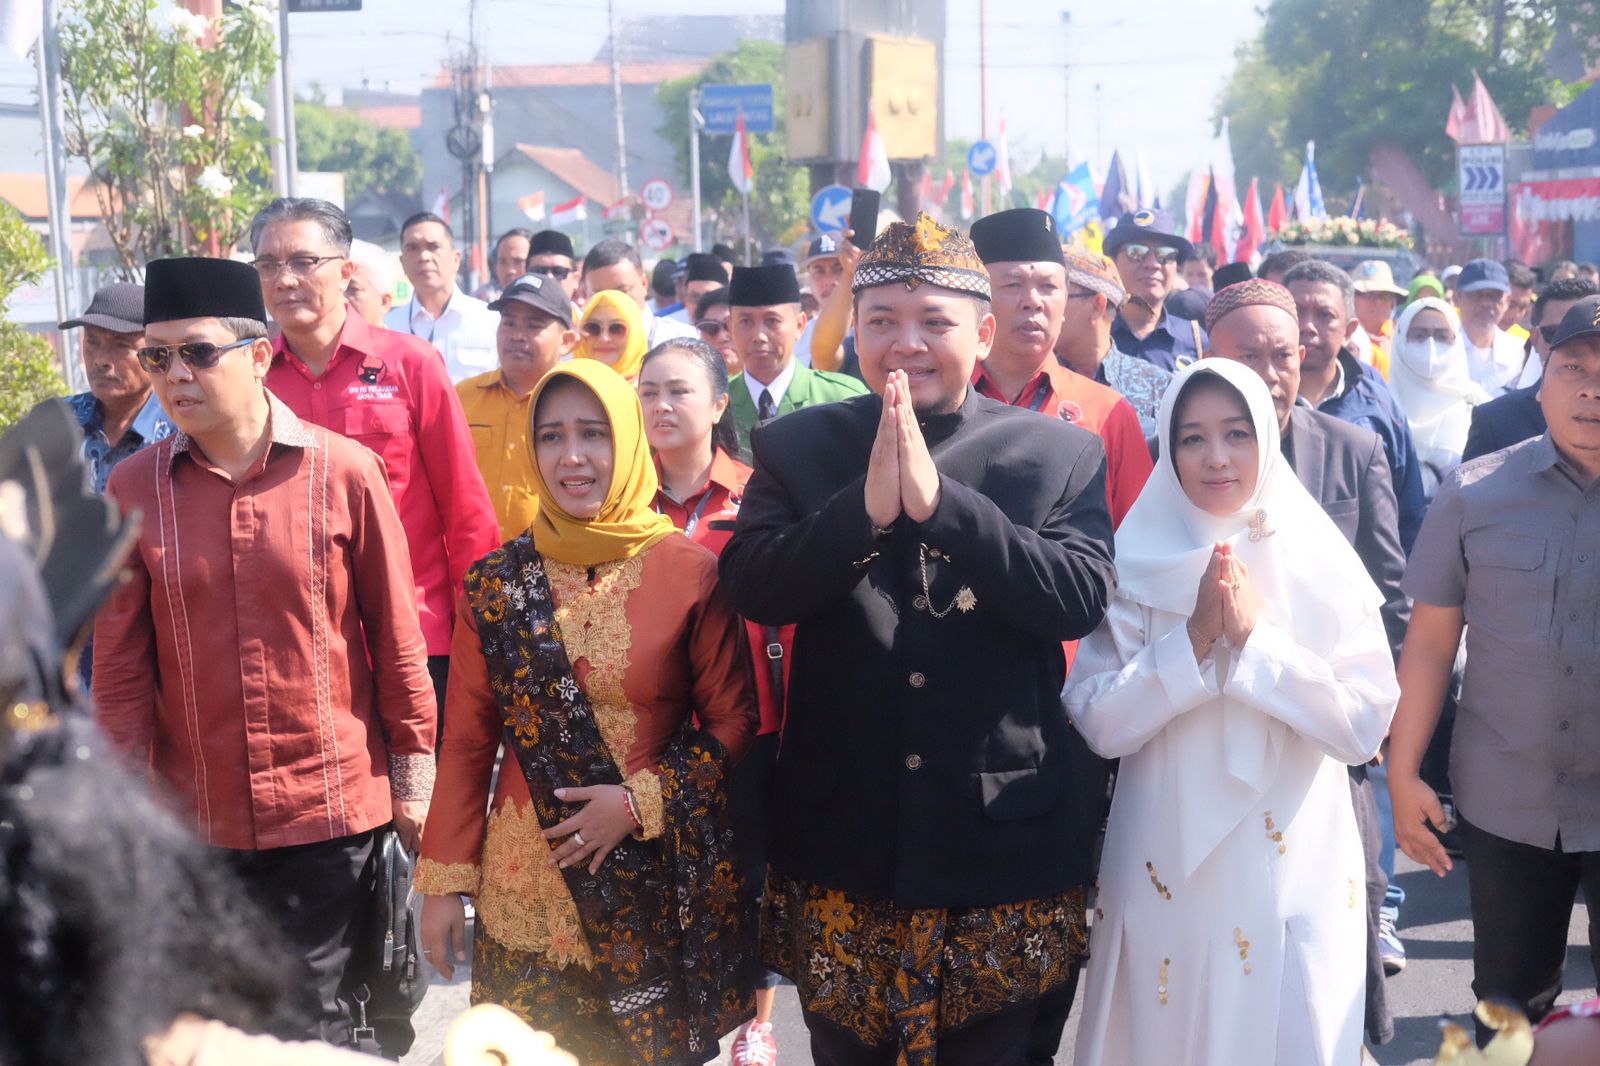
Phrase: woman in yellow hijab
[
  {"left": 572, "top": 290, "right": 648, "bottom": 381},
  {"left": 418, "top": 359, "right": 757, "bottom": 1065}
]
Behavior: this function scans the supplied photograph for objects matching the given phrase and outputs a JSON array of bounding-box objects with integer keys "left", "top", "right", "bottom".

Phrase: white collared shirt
[
  {"left": 641, "top": 303, "right": 698, "bottom": 347},
  {"left": 742, "top": 357, "right": 798, "bottom": 416},
  {"left": 384, "top": 287, "right": 500, "bottom": 383},
  {"left": 1463, "top": 327, "right": 1528, "bottom": 396}
]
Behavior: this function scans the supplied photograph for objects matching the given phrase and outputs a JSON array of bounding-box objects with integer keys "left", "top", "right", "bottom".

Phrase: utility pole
[
  {"left": 36, "top": 0, "right": 79, "bottom": 386},
  {"left": 608, "top": 0, "right": 629, "bottom": 199},
  {"left": 689, "top": 87, "right": 703, "bottom": 251},
  {"left": 279, "top": 2, "right": 297, "bottom": 195}
]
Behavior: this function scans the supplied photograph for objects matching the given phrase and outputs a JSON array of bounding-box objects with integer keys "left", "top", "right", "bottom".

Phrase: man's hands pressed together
[{"left": 865, "top": 369, "right": 943, "bottom": 528}]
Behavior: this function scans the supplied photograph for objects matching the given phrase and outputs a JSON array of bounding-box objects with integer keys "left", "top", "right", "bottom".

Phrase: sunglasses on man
[
  {"left": 582, "top": 321, "right": 629, "bottom": 338},
  {"left": 137, "top": 336, "right": 263, "bottom": 374},
  {"left": 528, "top": 265, "right": 573, "bottom": 281},
  {"left": 696, "top": 320, "right": 730, "bottom": 339},
  {"left": 1121, "top": 244, "right": 1182, "bottom": 266}
]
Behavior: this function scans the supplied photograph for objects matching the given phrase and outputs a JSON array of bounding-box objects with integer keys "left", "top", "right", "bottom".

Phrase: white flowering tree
[{"left": 59, "top": 0, "right": 277, "bottom": 270}]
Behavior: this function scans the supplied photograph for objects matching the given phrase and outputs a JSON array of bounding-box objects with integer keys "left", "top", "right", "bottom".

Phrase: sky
[{"left": 0, "top": 0, "right": 1264, "bottom": 194}]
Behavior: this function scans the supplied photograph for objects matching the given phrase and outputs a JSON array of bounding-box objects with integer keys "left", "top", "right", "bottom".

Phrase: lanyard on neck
[{"left": 407, "top": 295, "right": 438, "bottom": 344}]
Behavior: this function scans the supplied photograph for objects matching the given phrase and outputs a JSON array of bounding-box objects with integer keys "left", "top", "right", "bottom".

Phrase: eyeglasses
[
  {"left": 252, "top": 254, "right": 346, "bottom": 278},
  {"left": 528, "top": 265, "right": 573, "bottom": 280},
  {"left": 583, "top": 321, "right": 628, "bottom": 338},
  {"left": 137, "top": 336, "right": 262, "bottom": 373},
  {"left": 1405, "top": 329, "right": 1456, "bottom": 345},
  {"left": 696, "top": 320, "right": 729, "bottom": 338},
  {"left": 1121, "top": 244, "right": 1181, "bottom": 266}
]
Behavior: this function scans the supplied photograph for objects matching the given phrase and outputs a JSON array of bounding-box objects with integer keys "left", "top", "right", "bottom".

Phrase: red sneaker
[{"left": 730, "top": 1020, "right": 777, "bottom": 1065}]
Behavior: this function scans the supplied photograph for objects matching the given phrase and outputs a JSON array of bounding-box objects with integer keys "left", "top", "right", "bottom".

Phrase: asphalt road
[{"left": 403, "top": 855, "right": 1593, "bottom": 1065}]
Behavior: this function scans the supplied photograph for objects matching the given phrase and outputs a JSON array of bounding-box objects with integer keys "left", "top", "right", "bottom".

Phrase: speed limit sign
[
  {"left": 641, "top": 178, "right": 674, "bottom": 213},
  {"left": 639, "top": 216, "right": 674, "bottom": 251}
]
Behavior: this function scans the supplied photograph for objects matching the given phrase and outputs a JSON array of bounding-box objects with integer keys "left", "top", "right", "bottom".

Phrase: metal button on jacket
[
  {"left": 908, "top": 671, "right": 926, "bottom": 688},
  {"left": 905, "top": 754, "right": 923, "bottom": 770}
]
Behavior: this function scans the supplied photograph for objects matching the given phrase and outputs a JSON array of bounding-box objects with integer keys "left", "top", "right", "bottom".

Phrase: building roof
[
  {"left": 514, "top": 144, "right": 620, "bottom": 207},
  {"left": 0, "top": 173, "right": 108, "bottom": 220},
  {"left": 352, "top": 103, "right": 422, "bottom": 130},
  {"left": 432, "top": 60, "right": 705, "bottom": 91}
]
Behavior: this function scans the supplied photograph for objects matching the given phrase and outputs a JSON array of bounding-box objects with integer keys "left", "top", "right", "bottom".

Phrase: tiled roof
[
  {"left": 514, "top": 144, "right": 620, "bottom": 207},
  {"left": 353, "top": 104, "right": 422, "bottom": 130},
  {"left": 0, "top": 174, "right": 108, "bottom": 219}
]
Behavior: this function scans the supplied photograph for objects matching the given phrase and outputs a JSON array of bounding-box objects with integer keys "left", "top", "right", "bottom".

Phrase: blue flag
[
  {"left": 1099, "top": 151, "right": 1129, "bottom": 220},
  {"left": 1053, "top": 163, "right": 1100, "bottom": 235}
]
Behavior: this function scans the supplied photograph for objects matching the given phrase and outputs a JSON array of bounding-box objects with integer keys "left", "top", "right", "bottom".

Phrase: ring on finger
[{"left": 573, "top": 830, "right": 586, "bottom": 847}]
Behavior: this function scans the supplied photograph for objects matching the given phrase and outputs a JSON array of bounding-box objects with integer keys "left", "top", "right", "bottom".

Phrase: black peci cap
[
  {"left": 144, "top": 258, "right": 267, "bottom": 326},
  {"left": 969, "top": 208, "right": 1066, "bottom": 267},
  {"left": 527, "top": 229, "right": 575, "bottom": 259},
  {"left": 728, "top": 264, "right": 802, "bottom": 307}
]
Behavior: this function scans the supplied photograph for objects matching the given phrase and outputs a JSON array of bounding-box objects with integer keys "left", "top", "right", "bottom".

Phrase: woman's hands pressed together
[{"left": 1188, "top": 543, "right": 1259, "bottom": 660}]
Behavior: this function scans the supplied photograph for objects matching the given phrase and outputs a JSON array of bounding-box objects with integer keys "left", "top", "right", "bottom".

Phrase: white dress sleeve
[
  {"left": 1064, "top": 598, "right": 1221, "bottom": 759},
  {"left": 1223, "top": 609, "right": 1399, "bottom": 765}
]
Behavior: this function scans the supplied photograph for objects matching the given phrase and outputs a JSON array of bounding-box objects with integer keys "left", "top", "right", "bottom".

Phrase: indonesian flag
[
  {"left": 995, "top": 119, "right": 1013, "bottom": 196},
  {"left": 1238, "top": 177, "right": 1264, "bottom": 264},
  {"left": 551, "top": 195, "right": 586, "bottom": 226},
  {"left": 1267, "top": 181, "right": 1288, "bottom": 233},
  {"left": 518, "top": 190, "right": 546, "bottom": 223},
  {"left": 858, "top": 107, "right": 891, "bottom": 193},
  {"left": 728, "top": 111, "right": 754, "bottom": 195},
  {"left": 1445, "top": 84, "right": 1469, "bottom": 144},
  {"left": 936, "top": 168, "right": 956, "bottom": 208},
  {"left": 431, "top": 185, "right": 451, "bottom": 226},
  {"left": 1036, "top": 186, "right": 1052, "bottom": 212},
  {"left": 960, "top": 166, "right": 974, "bottom": 220},
  {"left": 918, "top": 168, "right": 933, "bottom": 209}
]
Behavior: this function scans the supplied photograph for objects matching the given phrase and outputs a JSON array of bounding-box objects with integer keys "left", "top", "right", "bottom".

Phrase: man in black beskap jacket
[{"left": 720, "top": 215, "right": 1116, "bottom": 1066}]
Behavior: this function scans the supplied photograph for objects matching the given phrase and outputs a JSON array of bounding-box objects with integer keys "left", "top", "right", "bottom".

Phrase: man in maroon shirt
[
  {"left": 250, "top": 197, "right": 501, "bottom": 727},
  {"left": 94, "top": 257, "right": 437, "bottom": 1048}
]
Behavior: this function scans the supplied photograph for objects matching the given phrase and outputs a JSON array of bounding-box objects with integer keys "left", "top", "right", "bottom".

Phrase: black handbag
[{"left": 346, "top": 826, "right": 428, "bottom": 1056}]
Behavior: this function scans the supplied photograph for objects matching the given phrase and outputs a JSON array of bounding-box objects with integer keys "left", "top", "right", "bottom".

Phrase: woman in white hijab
[
  {"left": 1389, "top": 298, "right": 1491, "bottom": 497},
  {"left": 1066, "top": 358, "right": 1399, "bottom": 1066}
]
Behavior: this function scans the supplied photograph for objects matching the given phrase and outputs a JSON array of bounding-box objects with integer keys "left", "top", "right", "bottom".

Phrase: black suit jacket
[
  {"left": 1284, "top": 405, "right": 1410, "bottom": 662},
  {"left": 720, "top": 390, "right": 1116, "bottom": 909},
  {"left": 1463, "top": 381, "right": 1545, "bottom": 463}
]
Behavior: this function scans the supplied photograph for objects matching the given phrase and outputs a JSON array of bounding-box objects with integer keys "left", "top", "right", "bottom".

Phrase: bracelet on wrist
[
  {"left": 622, "top": 787, "right": 642, "bottom": 829},
  {"left": 1186, "top": 618, "right": 1216, "bottom": 649}
]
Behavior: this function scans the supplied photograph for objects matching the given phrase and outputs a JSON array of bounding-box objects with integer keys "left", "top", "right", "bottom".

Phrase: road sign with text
[
  {"left": 700, "top": 84, "right": 775, "bottom": 135},
  {"left": 1458, "top": 144, "right": 1506, "bottom": 236}
]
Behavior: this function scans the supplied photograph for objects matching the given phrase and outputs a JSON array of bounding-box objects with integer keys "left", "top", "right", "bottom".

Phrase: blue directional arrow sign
[
  {"left": 811, "top": 184, "right": 852, "bottom": 233},
  {"left": 1458, "top": 144, "right": 1506, "bottom": 236},
  {"left": 967, "top": 139, "right": 998, "bottom": 178}
]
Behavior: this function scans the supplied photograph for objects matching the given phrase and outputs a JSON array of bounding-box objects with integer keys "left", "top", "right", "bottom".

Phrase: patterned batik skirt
[{"left": 762, "top": 867, "right": 1088, "bottom": 1066}]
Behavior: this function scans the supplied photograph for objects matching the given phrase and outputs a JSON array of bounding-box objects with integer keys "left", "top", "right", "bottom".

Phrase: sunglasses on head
[
  {"left": 528, "top": 265, "right": 573, "bottom": 280},
  {"left": 1122, "top": 243, "right": 1181, "bottom": 265},
  {"left": 137, "top": 336, "right": 262, "bottom": 373},
  {"left": 583, "top": 321, "right": 628, "bottom": 338},
  {"left": 696, "top": 320, "right": 729, "bottom": 338}
]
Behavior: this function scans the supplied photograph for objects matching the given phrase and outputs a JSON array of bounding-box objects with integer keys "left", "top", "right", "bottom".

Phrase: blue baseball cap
[
  {"left": 1102, "top": 209, "right": 1194, "bottom": 262},
  {"left": 1456, "top": 258, "right": 1510, "bottom": 294}
]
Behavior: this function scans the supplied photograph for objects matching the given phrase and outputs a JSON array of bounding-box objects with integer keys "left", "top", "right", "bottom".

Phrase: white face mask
[{"left": 1402, "top": 337, "right": 1456, "bottom": 379}]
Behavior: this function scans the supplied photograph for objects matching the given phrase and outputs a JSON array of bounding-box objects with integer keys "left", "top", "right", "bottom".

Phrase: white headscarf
[
  {"left": 1113, "top": 358, "right": 1383, "bottom": 876},
  {"left": 1388, "top": 298, "right": 1490, "bottom": 477}
]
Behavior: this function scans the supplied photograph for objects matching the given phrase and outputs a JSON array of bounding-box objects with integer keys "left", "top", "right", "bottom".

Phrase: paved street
[{"left": 403, "top": 854, "right": 1592, "bottom": 1065}]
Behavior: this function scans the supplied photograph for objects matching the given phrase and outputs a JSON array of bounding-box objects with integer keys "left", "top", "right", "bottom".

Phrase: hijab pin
[{"left": 1248, "top": 509, "right": 1275, "bottom": 542}]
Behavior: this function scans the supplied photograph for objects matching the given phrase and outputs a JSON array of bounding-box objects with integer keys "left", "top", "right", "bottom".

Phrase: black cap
[
  {"left": 970, "top": 208, "right": 1065, "bottom": 267},
  {"left": 1165, "top": 287, "right": 1211, "bottom": 322},
  {"left": 487, "top": 272, "right": 574, "bottom": 326},
  {"left": 682, "top": 252, "right": 725, "bottom": 283},
  {"left": 1213, "top": 261, "right": 1254, "bottom": 291},
  {"left": 59, "top": 282, "right": 144, "bottom": 333},
  {"left": 728, "top": 264, "right": 801, "bottom": 307},
  {"left": 1456, "top": 258, "right": 1510, "bottom": 294},
  {"left": 761, "top": 247, "right": 799, "bottom": 270},
  {"left": 711, "top": 242, "right": 737, "bottom": 264},
  {"left": 1550, "top": 294, "right": 1600, "bottom": 351},
  {"left": 527, "top": 229, "right": 575, "bottom": 259},
  {"left": 145, "top": 257, "right": 267, "bottom": 326},
  {"left": 651, "top": 258, "right": 680, "bottom": 291},
  {"left": 1102, "top": 208, "right": 1194, "bottom": 262},
  {"left": 805, "top": 233, "right": 841, "bottom": 262}
]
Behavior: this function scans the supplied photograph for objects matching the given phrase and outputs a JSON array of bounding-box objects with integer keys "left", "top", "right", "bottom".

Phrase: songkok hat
[
  {"left": 1062, "top": 246, "right": 1125, "bottom": 306},
  {"left": 528, "top": 229, "right": 575, "bottom": 259},
  {"left": 651, "top": 258, "right": 680, "bottom": 292},
  {"left": 1211, "top": 261, "right": 1254, "bottom": 292},
  {"left": 852, "top": 214, "right": 990, "bottom": 300},
  {"left": 145, "top": 257, "right": 267, "bottom": 325},
  {"left": 1203, "top": 278, "right": 1298, "bottom": 334},
  {"left": 760, "top": 247, "right": 799, "bottom": 270},
  {"left": 683, "top": 252, "right": 726, "bottom": 283},
  {"left": 59, "top": 282, "right": 144, "bottom": 333},
  {"left": 711, "top": 242, "right": 737, "bottom": 265},
  {"left": 805, "top": 232, "right": 840, "bottom": 263},
  {"left": 970, "top": 208, "right": 1065, "bottom": 267},
  {"left": 729, "top": 264, "right": 802, "bottom": 307},
  {"left": 1549, "top": 294, "right": 1600, "bottom": 351}
]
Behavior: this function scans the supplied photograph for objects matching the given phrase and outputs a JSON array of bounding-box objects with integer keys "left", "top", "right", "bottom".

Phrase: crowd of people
[{"left": 11, "top": 190, "right": 1600, "bottom": 1066}]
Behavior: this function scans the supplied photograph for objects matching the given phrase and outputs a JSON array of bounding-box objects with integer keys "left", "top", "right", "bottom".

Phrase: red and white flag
[
  {"left": 728, "top": 111, "right": 754, "bottom": 195},
  {"left": 431, "top": 186, "right": 451, "bottom": 226},
  {"left": 1267, "top": 181, "right": 1288, "bottom": 233},
  {"left": 1459, "top": 71, "right": 1511, "bottom": 144},
  {"left": 918, "top": 168, "right": 933, "bottom": 209},
  {"left": 995, "top": 119, "right": 1013, "bottom": 196},
  {"left": 1445, "top": 84, "right": 1469, "bottom": 143},
  {"left": 552, "top": 195, "right": 586, "bottom": 226},
  {"left": 1237, "top": 177, "right": 1264, "bottom": 264},
  {"left": 936, "top": 168, "right": 957, "bottom": 208},
  {"left": 858, "top": 107, "right": 891, "bottom": 193},
  {"left": 518, "top": 190, "right": 546, "bottom": 223},
  {"left": 959, "top": 166, "right": 974, "bottom": 220}
]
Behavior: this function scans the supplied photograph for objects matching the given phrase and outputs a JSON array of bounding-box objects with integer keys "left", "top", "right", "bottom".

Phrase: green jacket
[{"left": 727, "top": 364, "right": 869, "bottom": 461}]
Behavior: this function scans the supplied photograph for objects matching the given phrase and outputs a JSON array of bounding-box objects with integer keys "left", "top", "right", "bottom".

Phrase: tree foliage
[
  {"left": 0, "top": 204, "right": 67, "bottom": 433},
  {"left": 58, "top": 0, "right": 278, "bottom": 270},
  {"left": 1217, "top": 0, "right": 1596, "bottom": 192},
  {"left": 295, "top": 99, "right": 422, "bottom": 201},
  {"left": 657, "top": 40, "right": 810, "bottom": 248}
]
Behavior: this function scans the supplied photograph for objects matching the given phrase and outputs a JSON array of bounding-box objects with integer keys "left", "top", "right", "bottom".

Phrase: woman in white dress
[{"left": 1066, "top": 358, "right": 1400, "bottom": 1066}]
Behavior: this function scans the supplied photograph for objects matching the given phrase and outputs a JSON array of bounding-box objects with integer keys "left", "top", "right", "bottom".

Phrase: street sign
[
  {"left": 640, "top": 178, "right": 674, "bottom": 213},
  {"left": 810, "top": 184, "right": 852, "bottom": 233},
  {"left": 1458, "top": 143, "right": 1506, "bottom": 236},
  {"left": 700, "top": 84, "right": 775, "bottom": 135},
  {"left": 286, "top": 0, "right": 362, "bottom": 10},
  {"left": 640, "top": 217, "right": 675, "bottom": 252},
  {"left": 967, "top": 140, "right": 998, "bottom": 178}
]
